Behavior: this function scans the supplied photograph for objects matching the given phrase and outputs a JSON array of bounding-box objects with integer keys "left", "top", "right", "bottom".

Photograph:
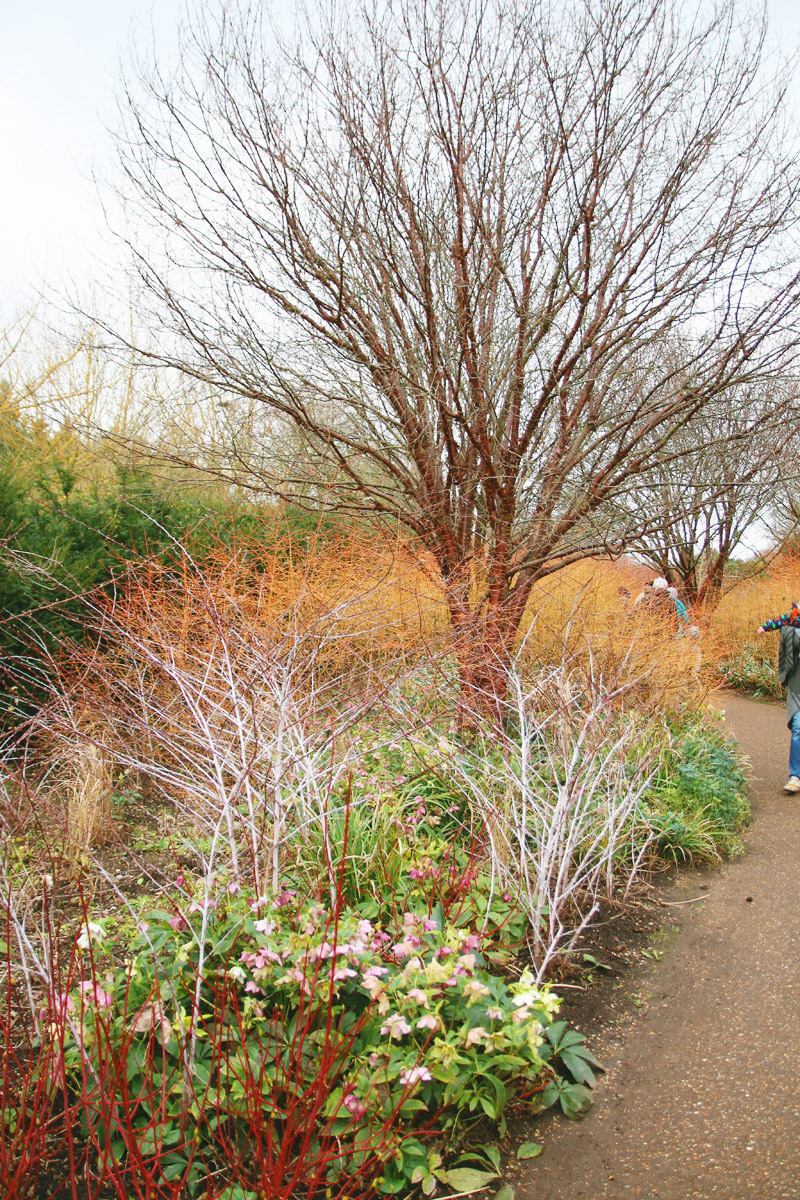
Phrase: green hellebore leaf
[
  {"left": 516, "top": 1142, "right": 543, "bottom": 1160},
  {"left": 444, "top": 1167, "right": 499, "bottom": 1193}
]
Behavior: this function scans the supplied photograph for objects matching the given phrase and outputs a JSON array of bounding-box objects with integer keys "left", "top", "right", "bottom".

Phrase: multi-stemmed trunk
[{"left": 442, "top": 560, "right": 536, "bottom": 727}]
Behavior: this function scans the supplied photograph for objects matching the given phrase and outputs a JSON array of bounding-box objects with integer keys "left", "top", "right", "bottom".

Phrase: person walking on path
[
  {"left": 756, "top": 609, "right": 800, "bottom": 793},
  {"left": 634, "top": 577, "right": 690, "bottom": 633}
]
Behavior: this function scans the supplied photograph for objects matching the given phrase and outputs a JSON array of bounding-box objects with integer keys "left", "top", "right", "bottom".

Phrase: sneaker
[{"left": 784, "top": 777, "right": 800, "bottom": 794}]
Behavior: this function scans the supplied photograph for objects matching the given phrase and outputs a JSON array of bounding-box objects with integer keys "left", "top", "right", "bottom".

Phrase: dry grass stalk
[{"left": 63, "top": 744, "right": 113, "bottom": 865}]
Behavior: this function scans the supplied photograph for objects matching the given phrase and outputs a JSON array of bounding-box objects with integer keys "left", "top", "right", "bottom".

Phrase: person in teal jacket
[
  {"left": 666, "top": 586, "right": 689, "bottom": 629},
  {"left": 756, "top": 610, "right": 800, "bottom": 793}
]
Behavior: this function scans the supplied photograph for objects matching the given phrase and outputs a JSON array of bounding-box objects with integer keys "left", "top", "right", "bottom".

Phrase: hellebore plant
[{"left": 54, "top": 880, "right": 599, "bottom": 1197}]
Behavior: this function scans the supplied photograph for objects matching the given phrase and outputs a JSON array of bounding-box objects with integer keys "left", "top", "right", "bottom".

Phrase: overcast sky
[
  {"left": 0, "top": 0, "right": 185, "bottom": 322},
  {"left": 2, "top": 0, "right": 800, "bottom": 323}
]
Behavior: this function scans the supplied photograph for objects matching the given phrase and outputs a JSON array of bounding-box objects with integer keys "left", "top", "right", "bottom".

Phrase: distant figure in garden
[
  {"left": 633, "top": 575, "right": 670, "bottom": 609},
  {"left": 666, "top": 585, "right": 689, "bottom": 628},
  {"left": 756, "top": 608, "right": 800, "bottom": 793},
  {"left": 634, "top": 577, "right": 689, "bottom": 632}
]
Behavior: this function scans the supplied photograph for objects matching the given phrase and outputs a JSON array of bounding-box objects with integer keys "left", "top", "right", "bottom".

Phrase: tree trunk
[
  {"left": 694, "top": 552, "right": 729, "bottom": 613},
  {"left": 443, "top": 571, "right": 535, "bottom": 729}
]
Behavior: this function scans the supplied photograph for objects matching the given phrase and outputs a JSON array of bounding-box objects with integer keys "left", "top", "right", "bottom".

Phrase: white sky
[
  {"left": 1, "top": 0, "right": 800, "bottom": 323},
  {"left": 0, "top": 0, "right": 185, "bottom": 322}
]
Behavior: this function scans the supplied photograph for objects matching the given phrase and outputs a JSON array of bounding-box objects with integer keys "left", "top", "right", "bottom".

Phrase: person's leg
[{"left": 789, "top": 710, "right": 800, "bottom": 781}]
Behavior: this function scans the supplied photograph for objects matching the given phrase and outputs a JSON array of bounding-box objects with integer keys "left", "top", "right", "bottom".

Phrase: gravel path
[{"left": 519, "top": 692, "right": 800, "bottom": 1200}]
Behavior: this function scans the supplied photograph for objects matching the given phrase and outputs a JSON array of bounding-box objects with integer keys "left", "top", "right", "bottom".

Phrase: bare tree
[
  {"left": 758, "top": 429, "right": 800, "bottom": 552},
  {"left": 620, "top": 384, "right": 790, "bottom": 610},
  {"left": 109, "top": 0, "right": 800, "bottom": 713}
]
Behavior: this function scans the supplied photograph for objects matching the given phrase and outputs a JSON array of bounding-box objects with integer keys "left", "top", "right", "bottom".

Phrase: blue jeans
[{"left": 790, "top": 710, "right": 800, "bottom": 778}]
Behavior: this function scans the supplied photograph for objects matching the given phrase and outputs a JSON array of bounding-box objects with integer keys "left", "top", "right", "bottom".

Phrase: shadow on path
[{"left": 518, "top": 692, "right": 800, "bottom": 1200}]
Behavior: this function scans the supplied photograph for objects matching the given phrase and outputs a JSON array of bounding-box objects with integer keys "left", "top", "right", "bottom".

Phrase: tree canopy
[{"left": 111, "top": 0, "right": 800, "bottom": 707}]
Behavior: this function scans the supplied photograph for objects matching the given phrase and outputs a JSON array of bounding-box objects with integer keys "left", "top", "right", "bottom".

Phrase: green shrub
[
  {"left": 646, "top": 810, "right": 720, "bottom": 863},
  {"left": 645, "top": 710, "right": 749, "bottom": 858}
]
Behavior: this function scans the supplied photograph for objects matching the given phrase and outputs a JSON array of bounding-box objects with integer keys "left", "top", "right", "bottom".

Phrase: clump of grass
[
  {"left": 716, "top": 647, "right": 781, "bottom": 698},
  {"left": 644, "top": 710, "right": 749, "bottom": 860},
  {"left": 64, "top": 744, "right": 113, "bottom": 861},
  {"left": 646, "top": 810, "right": 721, "bottom": 864}
]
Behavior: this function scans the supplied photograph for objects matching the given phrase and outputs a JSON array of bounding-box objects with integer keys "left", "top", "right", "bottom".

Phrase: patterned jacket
[{"left": 761, "top": 602, "right": 800, "bottom": 632}]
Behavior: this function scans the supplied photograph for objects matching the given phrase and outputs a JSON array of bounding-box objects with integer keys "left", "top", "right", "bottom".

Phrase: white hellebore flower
[{"left": 76, "top": 921, "right": 106, "bottom": 950}]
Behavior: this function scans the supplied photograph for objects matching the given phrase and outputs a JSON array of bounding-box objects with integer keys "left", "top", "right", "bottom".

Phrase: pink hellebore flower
[
  {"left": 338, "top": 939, "right": 367, "bottom": 958},
  {"left": 78, "top": 981, "right": 113, "bottom": 1009},
  {"left": 399, "top": 1065, "right": 433, "bottom": 1086},
  {"left": 455, "top": 953, "right": 477, "bottom": 976},
  {"left": 254, "top": 917, "right": 277, "bottom": 935},
  {"left": 405, "top": 988, "right": 429, "bottom": 1008},
  {"left": 281, "top": 967, "right": 310, "bottom": 994},
  {"left": 255, "top": 949, "right": 283, "bottom": 969},
  {"left": 240, "top": 948, "right": 282, "bottom": 969},
  {"left": 363, "top": 965, "right": 388, "bottom": 977},
  {"left": 465, "top": 1026, "right": 488, "bottom": 1046},
  {"left": 333, "top": 966, "right": 358, "bottom": 982},
  {"left": 308, "top": 941, "right": 336, "bottom": 962},
  {"left": 380, "top": 1013, "right": 412, "bottom": 1039},
  {"left": 392, "top": 940, "right": 416, "bottom": 961},
  {"left": 422, "top": 918, "right": 439, "bottom": 932},
  {"left": 343, "top": 1093, "right": 368, "bottom": 1118},
  {"left": 417, "top": 1013, "right": 439, "bottom": 1031},
  {"left": 168, "top": 915, "right": 187, "bottom": 931},
  {"left": 361, "top": 975, "right": 385, "bottom": 1000},
  {"left": 244, "top": 981, "right": 264, "bottom": 994},
  {"left": 273, "top": 889, "right": 298, "bottom": 909}
]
